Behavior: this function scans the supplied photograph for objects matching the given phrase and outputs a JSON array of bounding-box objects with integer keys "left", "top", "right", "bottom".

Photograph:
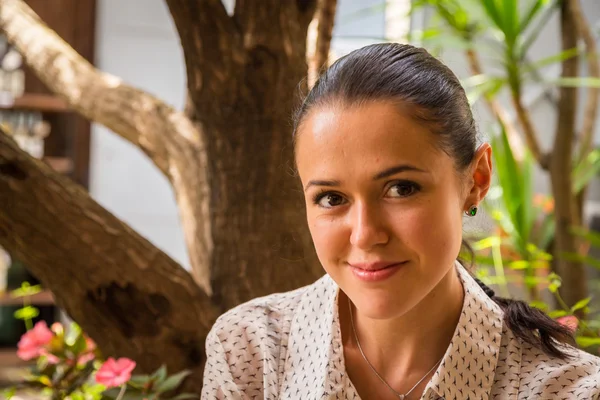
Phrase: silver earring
[{"left": 465, "top": 205, "right": 478, "bottom": 217}]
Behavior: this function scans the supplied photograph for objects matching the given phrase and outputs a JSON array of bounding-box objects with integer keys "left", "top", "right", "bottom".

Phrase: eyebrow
[
  {"left": 304, "top": 164, "right": 427, "bottom": 191},
  {"left": 373, "top": 164, "right": 427, "bottom": 180}
]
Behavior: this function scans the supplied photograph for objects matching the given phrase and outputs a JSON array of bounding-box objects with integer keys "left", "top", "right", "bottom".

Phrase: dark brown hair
[{"left": 293, "top": 42, "right": 575, "bottom": 359}]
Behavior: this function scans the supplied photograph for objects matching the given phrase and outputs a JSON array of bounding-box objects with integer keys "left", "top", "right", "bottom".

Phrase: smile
[{"left": 348, "top": 261, "right": 407, "bottom": 282}]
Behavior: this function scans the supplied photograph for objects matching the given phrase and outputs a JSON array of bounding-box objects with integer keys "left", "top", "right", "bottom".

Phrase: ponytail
[{"left": 461, "top": 240, "right": 575, "bottom": 360}]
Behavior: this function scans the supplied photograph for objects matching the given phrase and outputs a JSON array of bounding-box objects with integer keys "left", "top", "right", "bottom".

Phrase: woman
[{"left": 201, "top": 43, "right": 600, "bottom": 399}]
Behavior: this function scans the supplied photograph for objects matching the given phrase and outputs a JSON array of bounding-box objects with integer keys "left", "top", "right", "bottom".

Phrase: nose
[{"left": 349, "top": 201, "right": 389, "bottom": 250}]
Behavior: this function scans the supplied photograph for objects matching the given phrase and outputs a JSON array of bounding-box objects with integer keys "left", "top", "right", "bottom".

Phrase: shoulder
[
  {"left": 206, "top": 274, "right": 330, "bottom": 355},
  {"left": 202, "top": 277, "right": 329, "bottom": 398},
  {"left": 519, "top": 341, "right": 600, "bottom": 398}
]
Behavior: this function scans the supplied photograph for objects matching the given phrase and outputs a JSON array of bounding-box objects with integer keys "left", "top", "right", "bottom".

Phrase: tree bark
[
  {"left": 0, "top": 0, "right": 217, "bottom": 294},
  {"left": 0, "top": 0, "right": 326, "bottom": 389},
  {"left": 166, "top": 0, "right": 324, "bottom": 309},
  {"left": 551, "top": 1, "right": 588, "bottom": 309},
  {"left": 0, "top": 132, "right": 218, "bottom": 393},
  {"left": 308, "top": 0, "right": 338, "bottom": 87}
]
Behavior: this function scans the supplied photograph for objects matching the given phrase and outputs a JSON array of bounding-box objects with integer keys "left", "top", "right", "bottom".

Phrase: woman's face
[{"left": 295, "top": 100, "right": 490, "bottom": 320}]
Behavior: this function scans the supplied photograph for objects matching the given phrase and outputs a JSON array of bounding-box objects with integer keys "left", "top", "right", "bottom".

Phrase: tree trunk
[
  {"left": 551, "top": 1, "right": 588, "bottom": 310},
  {"left": 165, "top": 0, "right": 324, "bottom": 309},
  {"left": 0, "top": 132, "right": 218, "bottom": 392},
  {"left": 0, "top": 0, "right": 333, "bottom": 392}
]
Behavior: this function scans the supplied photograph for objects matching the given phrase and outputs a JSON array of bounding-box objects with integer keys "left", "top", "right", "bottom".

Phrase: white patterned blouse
[{"left": 201, "top": 263, "right": 600, "bottom": 399}]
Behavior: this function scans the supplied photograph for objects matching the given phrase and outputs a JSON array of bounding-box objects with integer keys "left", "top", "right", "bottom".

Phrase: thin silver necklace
[{"left": 347, "top": 298, "right": 443, "bottom": 400}]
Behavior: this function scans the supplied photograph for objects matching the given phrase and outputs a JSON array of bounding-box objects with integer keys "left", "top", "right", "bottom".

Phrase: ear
[{"left": 463, "top": 143, "right": 492, "bottom": 212}]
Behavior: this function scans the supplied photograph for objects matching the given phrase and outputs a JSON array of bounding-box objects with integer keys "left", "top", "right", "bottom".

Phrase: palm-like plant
[{"left": 414, "top": 0, "right": 600, "bottom": 315}]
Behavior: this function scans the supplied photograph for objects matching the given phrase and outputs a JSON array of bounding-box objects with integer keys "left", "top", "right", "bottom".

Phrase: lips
[
  {"left": 348, "top": 261, "right": 404, "bottom": 271},
  {"left": 347, "top": 261, "right": 407, "bottom": 282}
]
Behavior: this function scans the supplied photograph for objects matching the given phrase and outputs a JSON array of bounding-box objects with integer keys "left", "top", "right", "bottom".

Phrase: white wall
[
  {"left": 89, "top": 0, "right": 387, "bottom": 270},
  {"left": 90, "top": 0, "right": 189, "bottom": 268}
]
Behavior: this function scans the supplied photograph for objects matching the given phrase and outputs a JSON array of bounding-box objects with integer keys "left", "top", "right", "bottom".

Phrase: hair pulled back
[{"left": 293, "top": 43, "right": 574, "bottom": 359}]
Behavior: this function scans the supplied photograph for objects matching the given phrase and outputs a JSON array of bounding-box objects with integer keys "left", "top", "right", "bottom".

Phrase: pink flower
[
  {"left": 40, "top": 349, "right": 60, "bottom": 364},
  {"left": 95, "top": 357, "right": 136, "bottom": 388},
  {"left": 77, "top": 352, "right": 95, "bottom": 366},
  {"left": 85, "top": 337, "right": 96, "bottom": 352},
  {"left": 50, "top": 322, "right": 63, "bottom": 335},
  {"left": 557, "top": 315, "right": 579, "bottom": 332},
  {"left": 17, "top": 321, "right": 54, "bottom": 360}
]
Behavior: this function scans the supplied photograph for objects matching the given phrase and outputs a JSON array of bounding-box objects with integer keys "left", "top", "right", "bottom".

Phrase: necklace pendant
[{"left": 397, "top": 396, "right": 405, "bottom": 400}]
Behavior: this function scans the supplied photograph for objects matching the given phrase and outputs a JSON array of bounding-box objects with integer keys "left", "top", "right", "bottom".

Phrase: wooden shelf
[
  {"left": 0, "top": 290, "right": 55, "bottom": 306},
  {"left": 44, "top": 156, "right": 74, "bottom": 174},
  {"left": 0, "top": 349, "right": 27, "bottom": 367},
  {"left": 0, "top": 93, "right": 69, "bottom": 112}
]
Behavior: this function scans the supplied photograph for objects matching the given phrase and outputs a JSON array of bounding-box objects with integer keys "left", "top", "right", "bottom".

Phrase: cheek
[
  {"left": 390, "top": 196, "right": 462, "bottom": 257},
  {"left": 308, "top": 213, "right": 348, "bottom": 263}
]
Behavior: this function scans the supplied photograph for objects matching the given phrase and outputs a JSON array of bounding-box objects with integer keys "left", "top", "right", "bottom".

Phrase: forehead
[{"left": 295, "top": 101, "right": 448, "bottom": 178}]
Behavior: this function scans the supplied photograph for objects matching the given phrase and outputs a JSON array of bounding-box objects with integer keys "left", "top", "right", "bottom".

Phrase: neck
[{"left": 341, "top": 265, "right": 464, "bottom": 378}]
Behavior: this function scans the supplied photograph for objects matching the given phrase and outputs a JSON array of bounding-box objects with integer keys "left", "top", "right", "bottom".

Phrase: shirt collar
[{"left": 286, "top": 261, "right": 504, "bottom": 399}]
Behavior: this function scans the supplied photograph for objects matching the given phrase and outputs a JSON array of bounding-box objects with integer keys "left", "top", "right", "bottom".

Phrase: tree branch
[
  {"left": 551, "top": 1, "right": 587, "bottom": 309},
  {"left": 166, "top": 0, "right": 239, "bottom": 112},
  {"left": 0, "top": 131, "right": 219, "bottom": 391},
  {"left": 0, "top": 0, "right": 203, "bottom": 177},
  {"left": 0, "top": 0, "right": 216, "bottom": 295},
  {"left": 511, "top": 89, "right": 548, "bottom": 169},
  {"left": 308, "top": 0, "right": 337, "bottom": 87},
  {"left": 569, "top": 0, "right": 600, "bottom": 159}
]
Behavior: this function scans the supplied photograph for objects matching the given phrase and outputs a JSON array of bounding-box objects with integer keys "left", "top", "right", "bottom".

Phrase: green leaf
[
  {"left": 537, "top": 213, "right": 556, "bottom": 250},
  {"left": 156, "top": 370, "right": 192, "bottom": 393},
  {"left": 128, "top": 374, "right": 151, "bottom": 387},
  {"left": 548, "top": 272, "right": 562, "bottom": 293},
  {"left": 524, "top": 47, "right": 580, "bottom": 75},
  {"left": 10, "top": 282, "right": 42, "bottom": 298},
  {"left": 529, "top": 300, "right": 549, "bottom": 312},
  {"left": 490, "top": 120, "right": 534, "bottom": 252},
  {"left": 507, "top": 260, "right": 530, "bottom": 270},
  {"left": 471, "top": 254, "right": 497, "bottom": 267},
  {"left": 65, "top": 323, "right": 83, "bottom": 347},
  {"left": 481, "top": 0, "right": 504, "bottom": 30},
  {"left": 521, "top": 144, "right": 535, "bottom": 245},
  {"left": 2, "top": 387, "right": 16, "bottom": 400},
  {"left": 550, "top": 77, "right": 600, "bottom": 88},
  {"left": 573, "top": 149, "right": 600, "bottom": 194},
  {"left": 151, "top": 364, "right": 168, "bottom": 383},
  {"left": 71, "top": 331, "right": 87, "bottom": 355},
  {"left": 463, "top": 74, "right": 506, "bottom": 105},
  {"left": 548, "top": 309, "right": 569, "bottom": 318},
  {"left": 502, "top": 0, "right": 519, "bottom": 44},
  {"left": 561, "top": 251, "right": 600, "bottom": 271},
  {"left": 576, "top": 336, "right": 600, "bottom": 348},
  {"left": 519, "top": 0, "right": 560, "bottom": 57},
  {"left": 14, "top": 305, "right": 39, "bottom": 320},
  {"left": 519, "top": 0, "right": 550, "bottom": 33},
  {"left": 69, "top": 392, "right": 84, "bottom": 400},
  {"left": 473, "top": 236, "right": 502, "bottom": 250},
  {"left": 571, "top": 297, "right": 592, "bottom": 313},
  {"left": 570, "top": 226, "right": 600, "bottom": 248}
]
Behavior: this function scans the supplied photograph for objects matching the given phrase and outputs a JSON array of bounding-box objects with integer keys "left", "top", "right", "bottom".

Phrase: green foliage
[
  {"left": 102, "top": 365, "right": 194, "bottom": 400},
  {"left": 415, "top": 0, "right": 600, "bottom": 353},
  {"left": 11, "top": 281, "right": 42, "bottom": 330},
  {"left": 8, "top": 321, "right": 194, "bottom": 399}
]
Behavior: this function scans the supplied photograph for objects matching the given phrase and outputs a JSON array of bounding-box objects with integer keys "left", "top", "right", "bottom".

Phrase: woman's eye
[
  {"left": 314, "top": 193, "right": 345, "bottom": 208},
  {"left": 387, "top": 182, "right": 420, "bottom": 198}
]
